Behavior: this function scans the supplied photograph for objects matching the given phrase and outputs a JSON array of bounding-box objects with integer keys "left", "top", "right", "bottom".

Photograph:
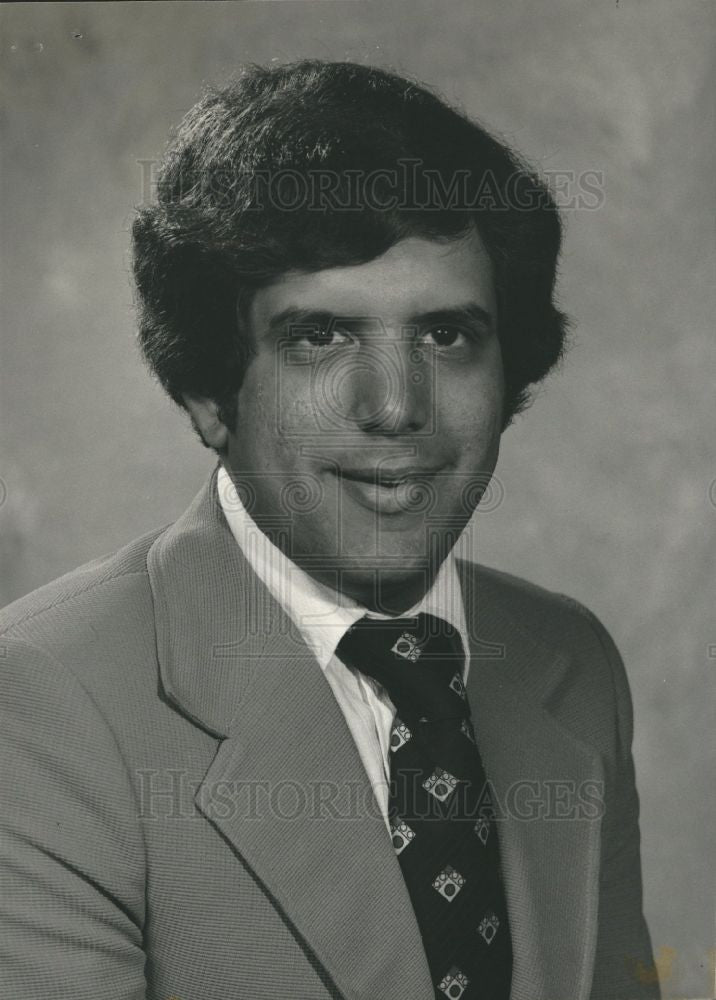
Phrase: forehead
[{"left": 250, "top": 230, "right": 496, "bottom": 330}]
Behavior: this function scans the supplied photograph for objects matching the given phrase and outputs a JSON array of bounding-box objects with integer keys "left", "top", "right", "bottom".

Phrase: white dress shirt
[{"left": 217, "top": 465, "right": 470, "bottom": 827}]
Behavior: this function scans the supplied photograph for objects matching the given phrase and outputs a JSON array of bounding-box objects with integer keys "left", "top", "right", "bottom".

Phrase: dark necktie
[{"left": 336, "top": 612, "right": 512, "bottom": 1000}]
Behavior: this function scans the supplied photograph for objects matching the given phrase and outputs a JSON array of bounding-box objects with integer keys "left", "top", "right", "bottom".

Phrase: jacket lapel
[
  {"left": 457, "top": 560, "right": 602, "bottom": 1000},
  {"left": 148, "top": 471, "right": 434, "bottom": 1000}
]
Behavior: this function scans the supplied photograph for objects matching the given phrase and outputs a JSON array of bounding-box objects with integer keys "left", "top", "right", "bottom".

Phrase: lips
[
  {"left": 329, "top": 467, "right": 440, "bottom": 515},
  {"left": 338, "top": 467, "right": 440, "bottom": 486}
]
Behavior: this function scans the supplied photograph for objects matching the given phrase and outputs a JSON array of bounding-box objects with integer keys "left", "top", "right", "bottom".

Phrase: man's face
[{"left": 224, "top": 230, "right": 504, "bottom": 613}]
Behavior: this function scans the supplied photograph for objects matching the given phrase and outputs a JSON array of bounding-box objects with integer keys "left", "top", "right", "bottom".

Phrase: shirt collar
[{"left": 217, "top": 465, "right": 469, "bottom": 672}]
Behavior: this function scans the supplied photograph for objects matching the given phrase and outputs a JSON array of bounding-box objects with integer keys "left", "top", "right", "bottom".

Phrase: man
[{"left": 0, "top": 61, "right": 657, "bottom": 1000}]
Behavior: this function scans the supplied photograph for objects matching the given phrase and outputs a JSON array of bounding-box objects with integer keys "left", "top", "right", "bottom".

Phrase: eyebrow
[
  {"left": 408, "top": 303, "right": 493, "bottom": 331},
  {"left": 265, "top": 302, "right": 494, "bottom": 339}
]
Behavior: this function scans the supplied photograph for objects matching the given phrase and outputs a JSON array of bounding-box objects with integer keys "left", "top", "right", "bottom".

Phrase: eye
[
  {"left": 421, "top": 325, "right": 469, "bottom": 349},
  {"left": 291, "top": 322, "right": 357, "bottom": 349}
]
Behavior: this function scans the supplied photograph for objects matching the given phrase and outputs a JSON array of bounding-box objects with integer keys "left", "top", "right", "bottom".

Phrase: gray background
[{"left": 1, "top": 2, "right": 714, "bottom": 996}]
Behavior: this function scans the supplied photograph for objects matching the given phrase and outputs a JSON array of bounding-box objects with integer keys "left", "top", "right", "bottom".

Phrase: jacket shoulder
[
  {"left": 462, "top": 559, "right": 614, "bottom": 651},
  {"left": 0, "top": 524, "right": 178, "bottom": 740},
  {"left": 0, "top": 525, "right": 168, "bottom": 638}
]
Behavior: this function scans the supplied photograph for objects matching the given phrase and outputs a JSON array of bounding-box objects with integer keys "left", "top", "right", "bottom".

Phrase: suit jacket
[{"left": 0, "top": 472, "right": 658, "bottom": 1000}]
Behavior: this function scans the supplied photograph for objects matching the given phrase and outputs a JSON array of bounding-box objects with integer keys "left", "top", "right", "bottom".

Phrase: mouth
[{"left": 328, "top": 467, "right": 441, "bottom": 515}]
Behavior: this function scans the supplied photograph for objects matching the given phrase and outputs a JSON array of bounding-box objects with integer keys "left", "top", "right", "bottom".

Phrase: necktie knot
[{"left": 337, "top": 612, "right": 467, "bottom": 724}]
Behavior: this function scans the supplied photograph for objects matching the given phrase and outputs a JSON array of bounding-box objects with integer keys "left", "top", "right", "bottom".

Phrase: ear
[{"left": 182, "top": 394, "right": 230, "bottom": 451}]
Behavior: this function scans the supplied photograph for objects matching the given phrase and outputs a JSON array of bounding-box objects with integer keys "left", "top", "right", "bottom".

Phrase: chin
[{"left": 333, "top": 558, "right": 436, "bottom": 608}]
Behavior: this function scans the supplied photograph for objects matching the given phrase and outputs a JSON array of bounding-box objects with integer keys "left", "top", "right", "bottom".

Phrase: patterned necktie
[{"left": 336, "top": 612, "right": 512, "bottom": 1000}]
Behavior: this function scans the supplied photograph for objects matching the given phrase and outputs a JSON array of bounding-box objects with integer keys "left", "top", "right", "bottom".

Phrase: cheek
[
  {"left": 478, "top": 384, "right": 506, "bottom": 445},
  {"left": 266, "top": 362, "right": 323, "bottom": 434},
  {"left": 281, "top": 394, "right": 318, "bottom": 429},
  {"left": 238, "top": 358, "right": 309, "bottom": 438},
  {"left": 438, "top": 369, "right": 504, "bottom": 452}
]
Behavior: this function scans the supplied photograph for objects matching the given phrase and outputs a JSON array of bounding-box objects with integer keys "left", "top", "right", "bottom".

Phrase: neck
[{"left": 286, "top": 560, "right": 441, "bottom": 617}]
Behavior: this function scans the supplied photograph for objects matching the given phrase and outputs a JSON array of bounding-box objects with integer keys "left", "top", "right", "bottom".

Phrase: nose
[{"left": 342, "top": 338, "right": 431, "bottom": 434}]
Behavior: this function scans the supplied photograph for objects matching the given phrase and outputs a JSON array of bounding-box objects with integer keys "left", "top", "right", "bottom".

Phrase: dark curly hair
[{"left": 132, "top": 59, "right": 567, "bottom": 432}]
